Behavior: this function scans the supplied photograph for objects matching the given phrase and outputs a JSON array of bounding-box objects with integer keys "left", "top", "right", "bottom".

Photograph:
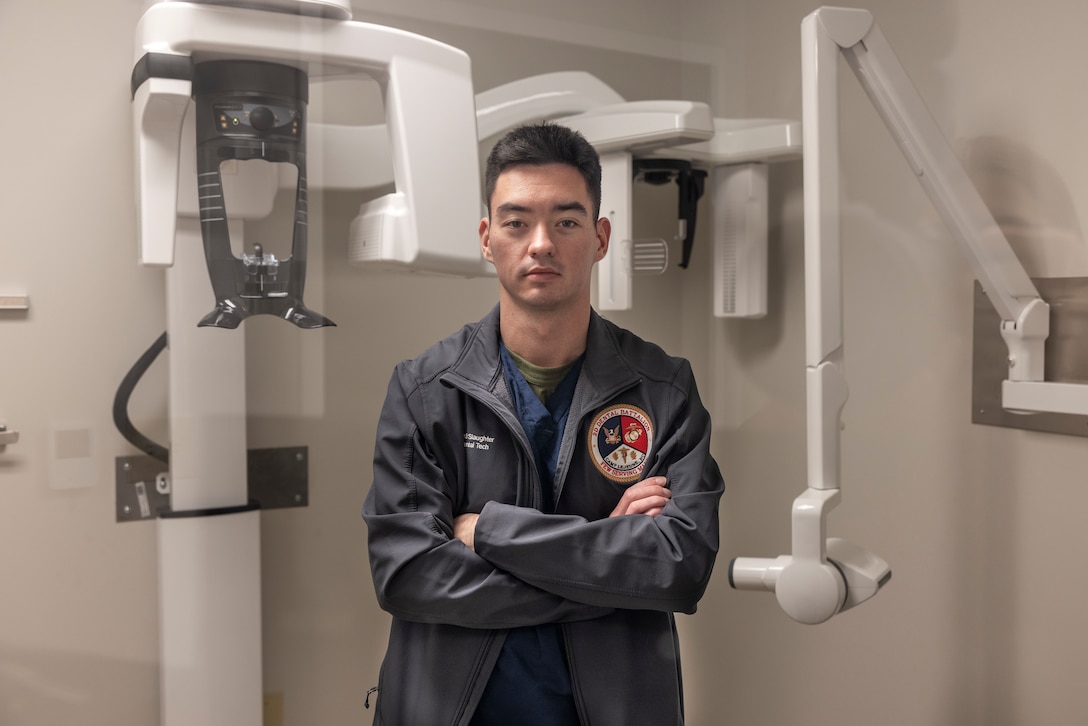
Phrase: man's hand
[
  {"left": 609, "top": 476, "right": 671, "bottom": 518},
  {"left": 454, "top": 513, "right": 480, "bottom": 551}
]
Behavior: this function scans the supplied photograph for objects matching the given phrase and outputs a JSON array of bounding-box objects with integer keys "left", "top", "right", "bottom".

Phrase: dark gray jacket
[{"left": 363, "top": 306, "right": 724, "bottom": 725}]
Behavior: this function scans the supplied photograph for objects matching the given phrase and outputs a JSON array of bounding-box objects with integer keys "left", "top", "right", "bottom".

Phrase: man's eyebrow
[
  {"left": 494, "top": 201, "right": 589, "bottom": 216},
  {"left": 495, "top": 202, "right": 531, "bottom": 215},
  {"left": 554, "top": 201, "right": 589, "bottom": 215}
]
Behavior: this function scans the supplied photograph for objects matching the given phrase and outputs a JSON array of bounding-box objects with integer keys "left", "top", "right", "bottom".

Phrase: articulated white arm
[
  {"left": 827, "top": 8, "right": 1049, "bottom": 384},
  {"left": 730, "top": 8, "right": 893, "bottom": 625},
  {"left": 732, "top": 5, "right": 1088, "bottom": 624}
]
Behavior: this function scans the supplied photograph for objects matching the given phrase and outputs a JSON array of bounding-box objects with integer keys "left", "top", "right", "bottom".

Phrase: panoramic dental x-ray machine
[
  {"left": 730, "top": 6, "right": 1088, "bottom": 624},
  {"left": 131, "top": 0, "right": 484, "bottom": 723}
]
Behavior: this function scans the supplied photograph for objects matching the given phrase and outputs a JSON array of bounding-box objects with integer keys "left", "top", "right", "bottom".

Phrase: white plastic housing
[
  {"left": 730, "top": 555, "right": 789, "bottom": 592},
  {"left": 299, "top": 76, "right": 802, "bottom": 313},
  {"left": 159, "top": 512, "right": 262, "bottom": 725},
  {"left": 775, "top": 557, "right": 847, "bottom": 625},
  {"left": 597, "top": 152, "right": 635, "bottom": 310},
  {"left": 133, "top": 77, "right": 191, "bottom": 266},
  {"left": 558, "top": 100, "right": 715, "bottom": 154},
  {"left": 649, "top": 117, "right": 802, "bottom": 165},
  {"left": 827, "top": 537, "right": 891, "bottom": 611},
  {"left": 133, "top": 1, "right": 488, "bottom": 276},
  {"left": 596, "top": 115, "right": 800, "bottom": 312},
  {"left": 475, "top": 72, "right": 625, "bottom": 140},
  {"left": 713, "top": 163, "right": 768, "bottom": 318},
  {"left": 159, "top": 0, "right": 351, "bottom": 20},
  {"left": 584, "top": 101, "right": 717, "bottom": 312},
  {"left": 1003, "top": 380, "right": 1088, "bottom": 415},
  {"left": 348, "top": 193, "right": 408, "bottom": 266},
  {"left": 304, "top": 71, "right": 627, "bottom": 193}
]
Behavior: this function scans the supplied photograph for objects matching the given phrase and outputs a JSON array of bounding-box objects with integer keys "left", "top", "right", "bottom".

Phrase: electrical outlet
[{"left": 264, "top": 692, "right": 284, "bottom": 726}]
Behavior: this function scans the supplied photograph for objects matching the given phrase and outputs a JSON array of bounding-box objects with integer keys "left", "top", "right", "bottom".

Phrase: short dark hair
[{"left": 483, "top": 122, "right": 602, "bottom": 219}]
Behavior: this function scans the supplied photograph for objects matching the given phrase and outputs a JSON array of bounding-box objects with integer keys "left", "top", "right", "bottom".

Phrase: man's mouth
[{"left": 525, "top": 267, "right": 560, "bottom": 278}]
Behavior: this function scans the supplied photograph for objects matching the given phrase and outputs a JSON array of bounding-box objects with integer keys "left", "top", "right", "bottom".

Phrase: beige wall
[
  {"left": 3, "top": 0, "right": 1088, "bottom": 724},
  {"left": 698, "top": 1, "right": 1088, "bottom": 725}
]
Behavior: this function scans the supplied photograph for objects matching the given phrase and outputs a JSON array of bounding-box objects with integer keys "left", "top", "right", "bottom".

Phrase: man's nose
[{"left": 528, "top": 224, "right": 556, "bottom": 256}]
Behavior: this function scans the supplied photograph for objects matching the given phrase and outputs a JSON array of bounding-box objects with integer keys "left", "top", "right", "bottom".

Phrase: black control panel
[{"left": 213, "top": 101, "right": 302, "bottom": 139}]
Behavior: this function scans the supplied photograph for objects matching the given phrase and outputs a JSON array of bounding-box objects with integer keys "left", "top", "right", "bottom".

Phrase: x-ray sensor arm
[
  {"left": 305, "top": 71, "right": 800, "bottom": 315},
  {"left": 304, "top": 73, "right": 724, "bottom": 310},
  {"left": 731, "top": 5, "right": 1081, "bottom": 624}
]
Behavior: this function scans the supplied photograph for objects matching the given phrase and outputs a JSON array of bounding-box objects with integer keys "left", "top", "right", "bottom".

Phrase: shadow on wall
[
  {"left": 963, "top": 134, "right": 1088, "bottom": 277},
  {"left": 0, "top": 645, "right": 157, "bottom": 726}
]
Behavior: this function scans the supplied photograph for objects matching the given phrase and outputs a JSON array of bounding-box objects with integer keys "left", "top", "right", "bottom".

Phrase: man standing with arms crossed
[{"left": 364, "top": 122, "right": 724, "bottom": 725}]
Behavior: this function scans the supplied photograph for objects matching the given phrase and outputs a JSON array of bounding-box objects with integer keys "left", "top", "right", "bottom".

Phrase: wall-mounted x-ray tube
[{"left": 732, "top": 5, "right": 1088, "bottom": 624}]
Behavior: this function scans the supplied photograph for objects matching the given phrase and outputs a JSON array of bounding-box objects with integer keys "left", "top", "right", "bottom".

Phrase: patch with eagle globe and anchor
[{"left": 588, "top": 404, "right": 654, "bottom": 482}]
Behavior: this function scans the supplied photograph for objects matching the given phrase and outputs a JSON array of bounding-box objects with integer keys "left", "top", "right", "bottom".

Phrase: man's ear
[
  {"left": 479, "top": 217, "right": 493, "bottom": 263},
  {"left": 594, "top": 216, "right": 611, "bottom": 263}
]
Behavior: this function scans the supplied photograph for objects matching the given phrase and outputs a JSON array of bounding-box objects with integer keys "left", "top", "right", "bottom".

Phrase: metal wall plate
[
  {"left": 115, "top": 446, "right": 309, "bottom": 522},
  {"left": 115, "top": 456, "right": 172, "bottom": 521},
  {"left": 247, "top": 446, "right": 309, "bottom": 510},
  {"left": 973, "top": 278, "right": 1088, "bottom": 437}
]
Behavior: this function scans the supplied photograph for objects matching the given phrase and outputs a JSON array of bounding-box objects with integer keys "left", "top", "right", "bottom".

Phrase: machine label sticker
[{"left": 589, "top": 404, "right": 653, "bottom": 482}]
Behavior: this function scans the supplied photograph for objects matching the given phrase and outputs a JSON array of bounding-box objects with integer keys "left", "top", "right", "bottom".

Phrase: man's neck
[{"left": 499, "top": 303, "right": 590, "bottom": 368}]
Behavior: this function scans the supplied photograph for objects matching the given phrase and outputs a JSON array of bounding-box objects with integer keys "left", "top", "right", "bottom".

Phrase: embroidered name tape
[{"left": 589, "top": 404, "right": 653, "bottom": 482}]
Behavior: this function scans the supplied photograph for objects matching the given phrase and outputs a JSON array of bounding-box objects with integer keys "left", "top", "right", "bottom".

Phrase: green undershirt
[{"left": 505, "top": 348, "right": 575, "bottom": 404}]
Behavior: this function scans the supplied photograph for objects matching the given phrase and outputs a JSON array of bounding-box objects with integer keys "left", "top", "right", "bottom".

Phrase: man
[{"left": 363, "top": 122, "right": 724, "bottom": 725}]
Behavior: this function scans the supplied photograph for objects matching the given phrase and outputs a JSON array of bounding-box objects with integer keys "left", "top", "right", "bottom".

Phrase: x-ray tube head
[{"left": 192, "top": 59, "right": 334, "bottom": 329}]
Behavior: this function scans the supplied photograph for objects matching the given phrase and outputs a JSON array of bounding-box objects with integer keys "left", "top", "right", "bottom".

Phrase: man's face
[{"left": 480, "top": 163, "right": 610, "bottom": 316}]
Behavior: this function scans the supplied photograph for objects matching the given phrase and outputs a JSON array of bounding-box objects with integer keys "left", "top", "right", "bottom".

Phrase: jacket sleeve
[
  {"left": 363, "top": 366, "right": 613, "bottom": 628},
  {"left": 471, "top": 362, "right": 724, "bottom": 614}
]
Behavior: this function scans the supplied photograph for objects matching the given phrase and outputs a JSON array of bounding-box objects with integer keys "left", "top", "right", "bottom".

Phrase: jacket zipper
[
  {"left": 442, "top": 371, "right": 643, "bottom": 725},
  {"left": 551, "top": 375, "right": 642, "bottom": 507},
  {"left": 443, "top": 376, "right": 545, "bottom": 511}
]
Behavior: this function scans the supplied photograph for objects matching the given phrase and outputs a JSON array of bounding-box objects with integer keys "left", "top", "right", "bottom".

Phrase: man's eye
[
  {"left": 558, "top": 219, "right": 578, "bottom": 228},
  {"left": 503, "top": 220, "right": 525, "bottom": 228}
]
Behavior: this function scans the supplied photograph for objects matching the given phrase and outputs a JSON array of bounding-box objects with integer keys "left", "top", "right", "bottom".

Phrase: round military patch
[{"left": 588, "top": 404, "right": 654, "bottom": 482}]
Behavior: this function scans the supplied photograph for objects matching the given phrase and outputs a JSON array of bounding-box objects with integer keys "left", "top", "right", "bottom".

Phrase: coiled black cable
[{"left": 113, "top": 332, "right": 170, "bottom": 464}]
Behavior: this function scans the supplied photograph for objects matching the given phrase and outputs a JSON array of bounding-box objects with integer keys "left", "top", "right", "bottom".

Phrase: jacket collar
[{"left": 448, "top": 304, "right": 640, "bottom": 399}]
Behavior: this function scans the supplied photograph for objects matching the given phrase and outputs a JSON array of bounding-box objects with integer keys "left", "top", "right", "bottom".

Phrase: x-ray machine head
[{"left": 132, "top": 0, "right": 487, "bottom": 329}]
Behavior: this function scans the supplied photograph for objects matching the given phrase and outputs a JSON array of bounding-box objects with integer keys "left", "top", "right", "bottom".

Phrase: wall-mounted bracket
[
  {"left": 115, "top": 446, "right": 310, "bottom": 522},
  {"left": 974, "top": 278, "right": 1088, "bottom": 436}
]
